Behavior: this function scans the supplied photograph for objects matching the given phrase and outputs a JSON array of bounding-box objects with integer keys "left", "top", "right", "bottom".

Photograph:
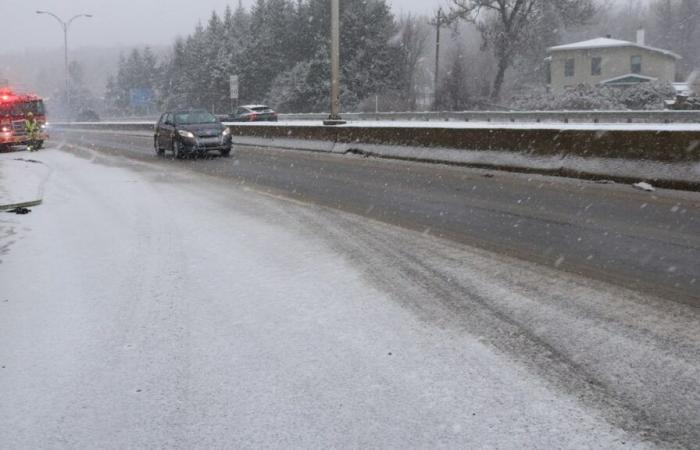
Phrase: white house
[{"left": 546, "top": 31, "right": 681, "bottom": 92}]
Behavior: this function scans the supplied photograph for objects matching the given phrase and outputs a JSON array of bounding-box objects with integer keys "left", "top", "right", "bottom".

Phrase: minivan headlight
[
  {"left": 222, "top": 128, "right": 231, "bottom": 136},
  {"left": 178, "top": 130, "right": 195, "bottom": 139}
]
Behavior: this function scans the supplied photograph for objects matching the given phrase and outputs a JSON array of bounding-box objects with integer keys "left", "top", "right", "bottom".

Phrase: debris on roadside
[
  {"left": 595, "top": 179, "right": 616, "bottom": 185},
  {"left": 633, "top": 182, "right": 655, "bottom": 192},
  {"left": 6, "top": 207, "right": 31, "bottom": 215},
  {"left": 482, "top": 173, "right": 495, "bottom": 178}
]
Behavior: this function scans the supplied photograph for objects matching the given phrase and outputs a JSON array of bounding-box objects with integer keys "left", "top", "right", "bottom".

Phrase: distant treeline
[
  {"left": 104, "top": 0, "right": 699, "bottom": 116},
  {"left": 106, "top": 0, "right": 415, "bottom": 115}
]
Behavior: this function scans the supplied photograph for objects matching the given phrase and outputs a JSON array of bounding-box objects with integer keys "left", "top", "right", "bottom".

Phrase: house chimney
[{"left": 637, "top": 28, "right": 645, "bottom": 45}]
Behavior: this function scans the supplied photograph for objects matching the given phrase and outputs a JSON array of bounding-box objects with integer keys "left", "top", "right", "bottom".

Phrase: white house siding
[{"left": 549, "top": 46, "right": 677, "bottom": 92}]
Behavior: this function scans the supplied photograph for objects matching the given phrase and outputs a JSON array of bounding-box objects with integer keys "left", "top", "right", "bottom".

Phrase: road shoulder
[{"left": 0, "top": 152, "right": 51, "bottom": 210}]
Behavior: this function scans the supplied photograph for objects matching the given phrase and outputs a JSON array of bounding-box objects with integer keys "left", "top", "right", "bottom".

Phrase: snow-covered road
[{"left": 1, "top": 148, "right": 698, "bottom": 449}]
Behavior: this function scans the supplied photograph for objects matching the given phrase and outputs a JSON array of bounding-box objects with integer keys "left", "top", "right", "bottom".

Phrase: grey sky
[{"left": 3, "top": 0, "right": 448, "bottom": 51}]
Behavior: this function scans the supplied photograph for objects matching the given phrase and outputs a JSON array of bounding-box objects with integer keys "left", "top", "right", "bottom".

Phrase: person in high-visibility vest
[{"left": 25, "top": 112, "right": 40, "bottom": 151}]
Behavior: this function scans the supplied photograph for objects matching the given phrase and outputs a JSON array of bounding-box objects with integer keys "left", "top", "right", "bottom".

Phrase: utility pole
[
  {"left": 431, "top": 7, "right": 447, "bottom": 111},
  {"left": 324, "top": 0, "right": 346, "bottom": 125},
  {"left": 36, "top": 11, "right": 92, "bottom": 120}
]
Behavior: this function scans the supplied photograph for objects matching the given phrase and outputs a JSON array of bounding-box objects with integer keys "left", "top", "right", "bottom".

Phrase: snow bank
[{"left": 0, "top": 154, "right": 51, "bottom": 209}]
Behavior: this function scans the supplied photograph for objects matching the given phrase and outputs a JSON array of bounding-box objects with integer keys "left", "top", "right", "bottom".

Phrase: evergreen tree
[
  {"left": 68, "top": 61, "right": 97, "bottom": 115},
  {"left": 106, "top": 48, "right": 160, "bottom": 115},
  {"left": 436, "top": 50, "right": 472, "bottom": 111},
  {"left": 106, "top": 0, "right": 406, "bottom": 114},
  {"left": 268, "top": 0, "right": 403, "bottom": 112},
  {"left": 241, "top": 0, "right": 298, "bottom": 103}
]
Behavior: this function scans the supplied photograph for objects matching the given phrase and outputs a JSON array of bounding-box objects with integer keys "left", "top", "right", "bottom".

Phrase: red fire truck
[{"left": 0, "top": 88, "right": 49, "bottom": 150}]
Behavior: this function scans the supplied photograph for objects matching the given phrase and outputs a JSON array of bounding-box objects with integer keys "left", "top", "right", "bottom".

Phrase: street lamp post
[
  {"left": 324, "top": 0, "right": 346, "bottom": 126},
  {"left": 36, "top": 11, "right": 92, "bottom": 119}
]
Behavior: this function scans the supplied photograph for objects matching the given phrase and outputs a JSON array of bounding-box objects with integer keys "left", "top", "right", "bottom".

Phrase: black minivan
[{"left": 155, "top": 110, "right": 232, "bottom": 158}]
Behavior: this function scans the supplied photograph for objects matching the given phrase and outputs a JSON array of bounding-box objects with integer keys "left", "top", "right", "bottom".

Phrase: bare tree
[
  {"left": 449, "top": 0, "right": 596, "bottom": 100},
  {"left": 650, "top": 0, "right": 699, "bottom": 76},
  {"left": 689, "top": 70, "right": 700, "bottom": 96},
  {"left": 396, "top": 14, "right": 430, "bottom": 110},
  {"left": 436, "top": 47, "right": 473, "bottom": 110}
]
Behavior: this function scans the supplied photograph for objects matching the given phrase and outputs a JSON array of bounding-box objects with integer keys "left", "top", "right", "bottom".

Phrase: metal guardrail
[
  {"left": 277, "top": 110, "right": 700, "bottom": 124},
  {"left": 95, "top": 110, "right": 700, "bottom": 125}
]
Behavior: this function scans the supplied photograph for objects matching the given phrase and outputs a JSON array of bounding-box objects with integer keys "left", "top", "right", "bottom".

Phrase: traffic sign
[{"left": 230, "top": 75, "right": 239, "bottom": 100}]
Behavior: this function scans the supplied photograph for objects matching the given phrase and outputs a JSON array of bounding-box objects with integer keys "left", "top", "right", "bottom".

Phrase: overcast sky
[{"left": 2, "top": 0, "right": 448, "bottom": 51}]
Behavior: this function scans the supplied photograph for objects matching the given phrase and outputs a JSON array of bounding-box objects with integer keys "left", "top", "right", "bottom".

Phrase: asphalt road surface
[
  {"left": 56, "top": 129, "right": 700, "bottom": 306},
  {"left": 1, "top": 146, "right": 698, "bottom": 449}
]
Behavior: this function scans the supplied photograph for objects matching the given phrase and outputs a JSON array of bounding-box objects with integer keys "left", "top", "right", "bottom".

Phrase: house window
[
  {"left": 591, "top": 57, "right": 602, "bottom": 76},
  {"left": 565, "top": 58, "right": 575, "bottom": 77},
  {"left": 631, "top": 55, "right": 642, "bottom": 74}
]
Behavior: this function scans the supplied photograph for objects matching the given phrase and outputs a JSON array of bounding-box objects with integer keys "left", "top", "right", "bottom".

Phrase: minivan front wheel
[
  {"left": 172, "top": 139, "right": 183, "bottom": 159},
  {"left": 154, "top": 137, "right": 164, "bottom": 156}
]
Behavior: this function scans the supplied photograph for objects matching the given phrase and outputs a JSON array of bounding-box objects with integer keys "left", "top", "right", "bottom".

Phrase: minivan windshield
[{"left": 174, "top": 111, "right": 218, "bottom": 125}]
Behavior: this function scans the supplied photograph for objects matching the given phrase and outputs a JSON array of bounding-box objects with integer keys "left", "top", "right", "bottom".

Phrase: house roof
[
  {"left": 547, "top": 37, "right": 682, "bottom": 60},
  {"left": 600, "top": 73, "right": 657, "bottom": 85}
]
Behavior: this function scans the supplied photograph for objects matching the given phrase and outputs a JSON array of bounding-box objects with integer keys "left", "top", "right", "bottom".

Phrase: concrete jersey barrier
[
  {"left": 53, "top": 121, "right": 700, "bottom": 190},
  {"left": 224, "top": 123, "right": 700, "bottom": 163}
]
